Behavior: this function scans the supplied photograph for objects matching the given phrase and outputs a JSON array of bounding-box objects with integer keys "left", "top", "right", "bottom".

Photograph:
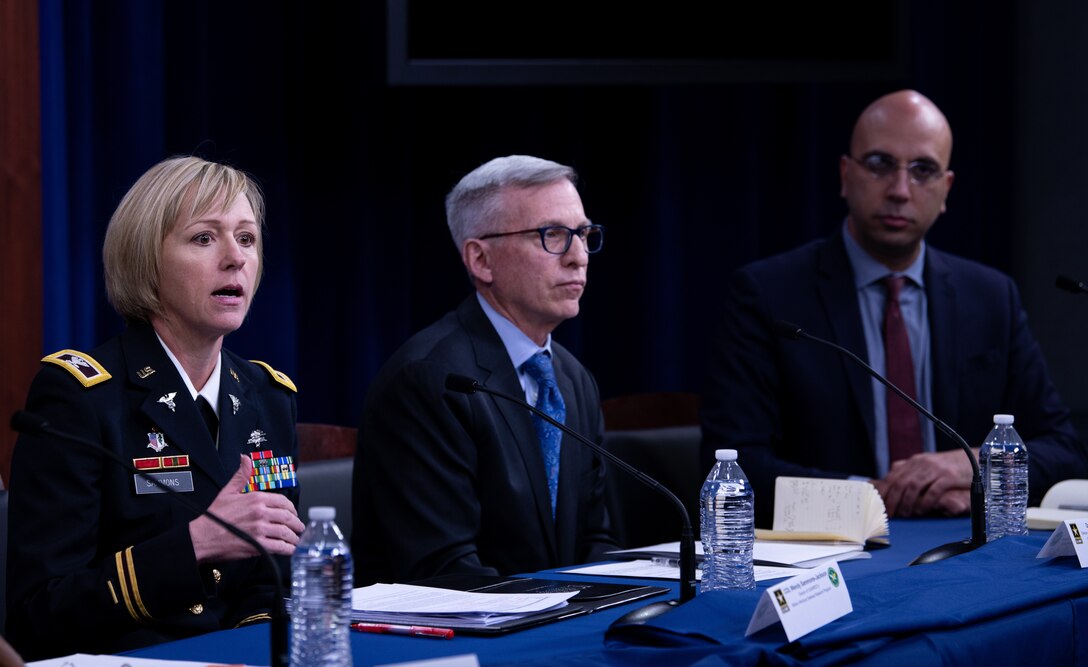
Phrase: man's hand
[
  {"left": 872, "top": 449, "right": 976, "bottom": 517},
  {"left": 190, "top": 455, "right": 305, "bottom": 562}
]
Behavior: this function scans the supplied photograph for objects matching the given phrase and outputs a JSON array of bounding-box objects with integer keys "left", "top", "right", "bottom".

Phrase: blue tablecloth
[
  {"left": 601, "top": 535, "right": 1088, "bottom": 666},
  {"left": 127, "top": 518, "right": 1088, "bottom": 666}
]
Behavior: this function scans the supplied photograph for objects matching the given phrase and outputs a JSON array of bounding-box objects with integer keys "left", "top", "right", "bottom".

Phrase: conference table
[{"left": 128, "top": 518, "right": 1088, "bottom": 666}]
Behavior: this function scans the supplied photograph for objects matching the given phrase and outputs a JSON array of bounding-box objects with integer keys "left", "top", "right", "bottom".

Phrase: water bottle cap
[
  {"left": 715, "top": 449, "right": 738, "bottom": 462},
  {"left": 308, "top": 506, "right": 336, "bottom": 521},
  {"left": 993, "top": 414, "right": 1015, "bottom": 425}
]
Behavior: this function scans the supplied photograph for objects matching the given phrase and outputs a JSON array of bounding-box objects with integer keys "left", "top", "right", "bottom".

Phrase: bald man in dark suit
[{"left": 700, "top": 90, "right": 1087, "bottom": 526}]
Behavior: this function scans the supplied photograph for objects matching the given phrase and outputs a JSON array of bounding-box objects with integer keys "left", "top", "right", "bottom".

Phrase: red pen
[{"left": 350, "top": 621, "right": 455, "bottom": 639}]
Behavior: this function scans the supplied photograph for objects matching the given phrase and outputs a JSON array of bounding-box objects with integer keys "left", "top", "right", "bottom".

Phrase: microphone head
[
  {"left": 445, "top": 374, "right": 480, "bottom": 395},
  {"left": 10, "top": 410, "right": 48, "bottom": 434},
  {"left": 1056, "top": 274, "right": 1088, "bottom": 294},
  {"left": 772, "top": 320, "right": 805, "bottom": 340}
]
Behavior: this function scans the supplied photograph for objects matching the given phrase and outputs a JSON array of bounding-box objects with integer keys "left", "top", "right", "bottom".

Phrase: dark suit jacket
[
  {"left": 7, "top": 323, "right": 299, "bottom": 660},
  {"left": 353, "top": 296, "right": 617, "bottom": 585},
  {"left": 700, "top": 231, "right": 1087, "bottom": 527}
]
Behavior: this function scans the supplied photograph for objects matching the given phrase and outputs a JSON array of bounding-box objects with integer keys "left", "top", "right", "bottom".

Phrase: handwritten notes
[{"left": 758, "top": 477, "right": 889, "bottom": 545}]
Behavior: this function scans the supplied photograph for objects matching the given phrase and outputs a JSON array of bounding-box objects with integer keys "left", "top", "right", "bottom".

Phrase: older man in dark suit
[
  {"left": 700, "top": 90, "right": 1088, "bottom": 526},
  {"left": 353, "top": 155, "right": 617, "bottom": 584}
]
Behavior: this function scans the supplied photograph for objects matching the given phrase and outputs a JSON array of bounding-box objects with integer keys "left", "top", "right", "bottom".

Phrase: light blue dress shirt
[
  {"left": 476, "top": 292, "right": 556, "bottom": 406},
  {"left": 841, "top": 223, "right": 936, "bottom": 477}
]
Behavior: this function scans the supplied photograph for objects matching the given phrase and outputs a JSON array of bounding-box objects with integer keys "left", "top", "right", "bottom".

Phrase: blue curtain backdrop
[{"left": 36, "top": 1, "right": 1017, "bottom": 428}]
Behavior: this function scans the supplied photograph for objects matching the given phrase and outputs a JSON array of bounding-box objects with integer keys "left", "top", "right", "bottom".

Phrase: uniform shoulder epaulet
[
  {"left": 41, "top": 349, "right": 113, "bottom": 388},
  {"left": 249, "top": 360, "right": 297, "bottom": 393}
]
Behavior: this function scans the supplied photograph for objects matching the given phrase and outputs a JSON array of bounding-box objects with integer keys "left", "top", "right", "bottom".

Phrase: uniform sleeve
[{"left": 6, "top": 366, "right": 211, "bottom": 659}]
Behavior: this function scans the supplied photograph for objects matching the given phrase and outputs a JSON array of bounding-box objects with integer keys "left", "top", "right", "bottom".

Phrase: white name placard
[
  {"left": 1037, "top": 519, "right": 1088, "bottom": 567},
  {"left": 745, "top": 560, "right": 852, "bottom": 642}
]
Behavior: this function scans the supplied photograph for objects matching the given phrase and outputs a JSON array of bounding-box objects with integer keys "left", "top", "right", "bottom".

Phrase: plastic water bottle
[
  {"left": 290, "top": 506, "right": 354, "bottom": 667},
  {"left": 980, "top": 414, "right": 1029, "bottom": 541},
  {"left": 699, "top": 449, "right": 755, "bottom": 591}
]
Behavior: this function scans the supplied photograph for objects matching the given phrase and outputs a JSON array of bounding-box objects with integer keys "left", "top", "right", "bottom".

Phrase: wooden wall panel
[{"left": 0, "top": 0, "right": 43, "bottom": 486}]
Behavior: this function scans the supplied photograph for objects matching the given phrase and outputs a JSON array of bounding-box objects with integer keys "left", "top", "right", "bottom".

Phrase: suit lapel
[
  {"left": 548, "top": 349, "right": 583, "bottom": 544},
  {"left": 924, "top": 250, "right": 960, "bottom": 427},
  {"left": 816, "top": 236, "right": 877, "bottom": 447},
  {"left": 459, "top": 298, "right": 559, "bottom": 557}
]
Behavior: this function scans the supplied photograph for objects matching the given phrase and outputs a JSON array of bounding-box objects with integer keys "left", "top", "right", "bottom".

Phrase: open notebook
[{"left": 1027, "top": 479, "right": 1088, "bottom": 530}]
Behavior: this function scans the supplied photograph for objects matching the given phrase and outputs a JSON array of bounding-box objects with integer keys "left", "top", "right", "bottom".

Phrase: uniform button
[
  {"left": 190, "top": 604, "right": 204, "bottom": 615},
  {"left": 212, "top": 568, "right": 222, "bottom": 584}
]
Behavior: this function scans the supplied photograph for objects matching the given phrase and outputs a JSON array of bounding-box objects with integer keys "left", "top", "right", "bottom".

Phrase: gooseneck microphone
[
  {"left": 444, "top": 373, "right": 697, "bottom": 616},
  {"left": 10, "top": 411, "right": 289, "bottom": 667},
  {"left": 772, "top": 321, "right": 986, "bottom": 564},
  {"left": 1056, "top": 274, "right": 1088, "bottom": 295}
]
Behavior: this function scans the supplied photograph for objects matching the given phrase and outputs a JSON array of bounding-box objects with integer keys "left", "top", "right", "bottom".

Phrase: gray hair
[{"left": 445, "top": 155, "right": 577, "bottom": 250}]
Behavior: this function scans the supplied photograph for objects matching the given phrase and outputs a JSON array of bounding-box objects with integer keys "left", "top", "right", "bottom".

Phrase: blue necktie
[{"left": 521, "top": 351, "right": 566, "bottom": 519}]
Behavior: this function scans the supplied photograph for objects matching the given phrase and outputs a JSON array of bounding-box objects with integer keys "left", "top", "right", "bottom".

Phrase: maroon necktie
[{"left": 883, "top": 276, "right": 923, "bottom": 462}]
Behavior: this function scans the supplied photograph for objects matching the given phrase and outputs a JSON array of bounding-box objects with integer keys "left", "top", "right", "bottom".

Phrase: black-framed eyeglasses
[
  {"left": 479, "top": 224, "right": 605, "bottom": 255},
  {"left": 846, "top": 152, "right": 946, "bottom": 186}
]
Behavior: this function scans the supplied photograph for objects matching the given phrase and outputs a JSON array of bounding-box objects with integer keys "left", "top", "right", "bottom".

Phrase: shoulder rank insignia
[
  {"left": 249, "top": 360, "right": 297, "bottom": 393},
  {"left": 42, "top": 349, "right": 112, "bottom": 388}
]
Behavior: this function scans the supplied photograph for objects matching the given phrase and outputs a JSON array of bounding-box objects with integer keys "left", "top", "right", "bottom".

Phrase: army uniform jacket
[{"left": 7, "top": 323, "right": 299, "bottom": 660}]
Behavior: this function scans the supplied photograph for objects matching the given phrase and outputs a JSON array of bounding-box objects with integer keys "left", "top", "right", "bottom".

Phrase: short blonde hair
[{"left": 103, "top": 156, "right": 265, "bottom": 323}]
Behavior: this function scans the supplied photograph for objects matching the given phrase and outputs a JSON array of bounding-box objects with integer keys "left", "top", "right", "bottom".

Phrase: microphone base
[
  {"left": 910, "top": 538, "right": 982, "bottom": 566},
  {"left": 608, "top": 598, "right": 685, "bottom": 628}
]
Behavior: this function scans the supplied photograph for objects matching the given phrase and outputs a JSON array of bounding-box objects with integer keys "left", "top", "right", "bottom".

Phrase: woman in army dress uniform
[{"left": 7, "top": 156, "right": 305, "bottom": 660}]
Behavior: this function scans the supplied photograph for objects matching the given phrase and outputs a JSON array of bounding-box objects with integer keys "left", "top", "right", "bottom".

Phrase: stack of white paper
[
  {"left": 351, "top": 583, "right": 578, "bottom": 629},
  {"left": 572, "top": 540, "right": 868, "bottom": 582},
  {"left": 604, "top": 540, "right": 867, "bottom": 568}
]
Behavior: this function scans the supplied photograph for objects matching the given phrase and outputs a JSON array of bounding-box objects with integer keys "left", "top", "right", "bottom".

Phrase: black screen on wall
[{"left": 388, "top": 2, "right": 909, "bottom": 85}]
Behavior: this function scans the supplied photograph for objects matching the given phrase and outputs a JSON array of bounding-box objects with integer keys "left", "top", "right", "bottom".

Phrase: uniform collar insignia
[
  {"left": 229, "top": 394, "right": 241, "bottom": 415},
  {"left": 230, "top": 368, "right": 240, "bottom": 383},
  {"left": 158, "top": 392, "right": 177, "bottom": 412},
  {"left": 137, "top": 366, "right": 155, "bottom": 379}
]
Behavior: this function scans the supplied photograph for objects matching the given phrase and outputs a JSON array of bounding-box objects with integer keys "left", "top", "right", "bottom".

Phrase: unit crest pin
[{"left": 146, "top": 431, "right": 167, "bottom": 453}]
